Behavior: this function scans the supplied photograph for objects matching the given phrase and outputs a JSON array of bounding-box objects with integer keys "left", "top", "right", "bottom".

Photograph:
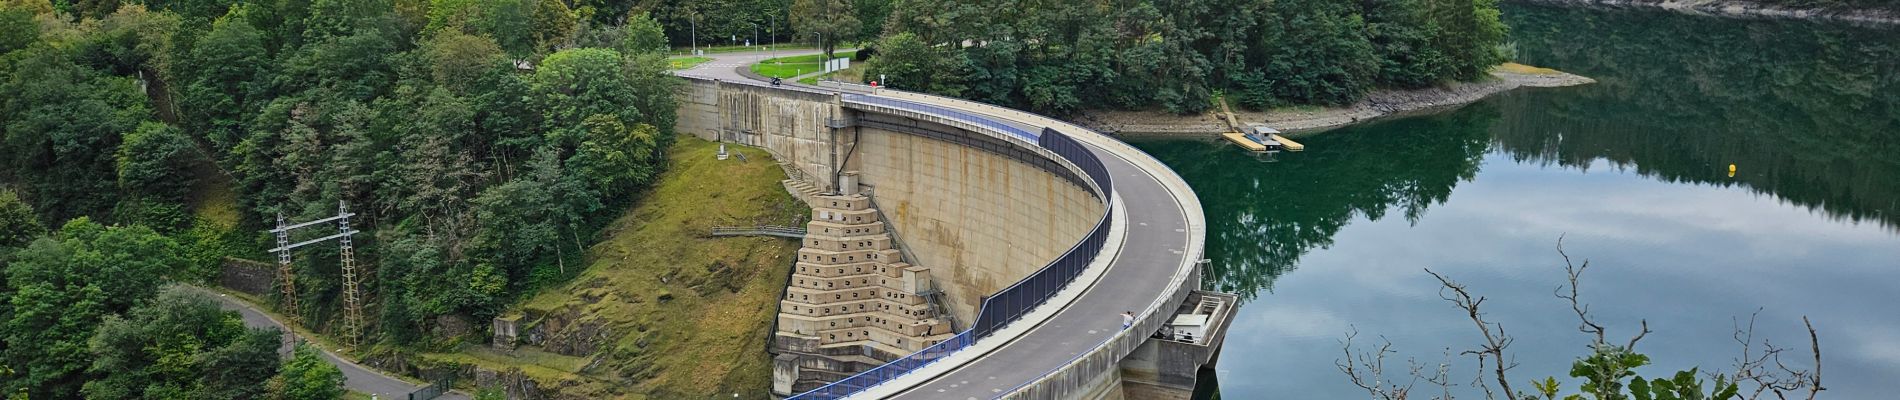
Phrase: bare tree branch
[
  {"left": 1338, "top": 326, "right": 1412, "bottom": 400},
  {"left": 1427, "top": 268, "right": 1517, "bottom": 400},
  {"left": 1803, "top": 316, "right": 1823, "bottom": 400},
  {"left": 1728, "top": 310, "right": 1825, "bottom": 400}
]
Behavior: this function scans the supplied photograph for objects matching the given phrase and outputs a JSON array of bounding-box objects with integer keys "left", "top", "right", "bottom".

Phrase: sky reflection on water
[{"left": 1140, "top": 4, "right": 1900, "bottom": 398}]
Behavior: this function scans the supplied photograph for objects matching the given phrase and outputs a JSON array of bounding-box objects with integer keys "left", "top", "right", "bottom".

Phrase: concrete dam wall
[
  {"left": 673, "top": 80, "right": 1101, "bottom": 325},
  {"left": 845, "top": 123, "right": 1103, "bottom": 323},
  {"left": 676, "top": 78, "right": 845, "bottom": 190}
]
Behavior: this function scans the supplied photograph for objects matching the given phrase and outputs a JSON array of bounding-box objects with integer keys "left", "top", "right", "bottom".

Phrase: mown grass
[
  {"left": 670, "top": 43, "right": 817, "bottom": 56},
  {"left": 451, "top": 136, "right": 807, "bottom": 399},
  {"left": 668, "top": 56, "right": 712, "bottom": 70},
  {"left": 752, "top": 51, "right": 858, "bottom": 79},
  {"left": 799, "top": 61, "right": 870, "bottom": 85}
]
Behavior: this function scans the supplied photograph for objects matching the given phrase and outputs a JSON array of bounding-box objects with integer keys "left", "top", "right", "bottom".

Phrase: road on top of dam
[{"left": 678, "top": 50, "right": 1198, "bottom": 399}]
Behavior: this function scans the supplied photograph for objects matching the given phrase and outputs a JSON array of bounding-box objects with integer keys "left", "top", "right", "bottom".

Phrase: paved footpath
[{"left": 195, "top": 287, "right": 471, "bottom": 400}]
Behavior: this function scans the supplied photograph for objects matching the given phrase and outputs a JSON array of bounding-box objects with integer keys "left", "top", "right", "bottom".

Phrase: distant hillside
[{"left": 1511, "top": 0, "right": 1900, "bottom": 23}]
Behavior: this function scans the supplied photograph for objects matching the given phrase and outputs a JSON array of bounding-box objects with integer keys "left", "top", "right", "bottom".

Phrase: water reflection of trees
[
  {"left": 1498, "top": 3, "right": 1900, "bottom": 230},
  {"left": 1150, "top": 6, "right": 1900, "bottom": 302},
  {"left": 1135, "top": 108, "right": 1496, "bottom": 300}
]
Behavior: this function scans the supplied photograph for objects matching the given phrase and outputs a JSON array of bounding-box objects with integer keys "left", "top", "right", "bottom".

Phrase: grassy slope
[
  {"left": 428, "top": 137, "right": 807, "bottom": 399},
  {"left": 186, "top": 159, "right": 240, "bottom": 228}
]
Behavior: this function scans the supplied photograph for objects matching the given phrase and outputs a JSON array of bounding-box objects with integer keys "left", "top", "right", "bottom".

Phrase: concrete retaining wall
[
  {"left": 218, "top": 257, "right": 277, "bottom": 296},
  {"left": 847, "top": 125, "right": 1103, "bottom": 324},
  {"left": 675, "top": 78, "right": 845, "bottom": 190}
]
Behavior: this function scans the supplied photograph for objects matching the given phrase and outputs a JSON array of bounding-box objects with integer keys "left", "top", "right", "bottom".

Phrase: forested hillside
[
  {"left": 1, "top": 0, "right": 679, "bottom": 395},
  {"left": 864, "top": 0, "right": 1511, "bottom": 114}
]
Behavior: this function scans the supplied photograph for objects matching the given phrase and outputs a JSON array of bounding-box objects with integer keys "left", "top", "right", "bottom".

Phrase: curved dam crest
[{"left": 673, "top": 58, "right": 1222, "bottom": 400}]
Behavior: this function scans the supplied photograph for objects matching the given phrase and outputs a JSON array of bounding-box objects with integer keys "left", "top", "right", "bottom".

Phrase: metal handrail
[
  {"left": 860, "top": 188, "right": 956, "bottom": 331},
  {"left": 858, "top": 190, "right": 923, "bottom": 273},
  {"left": 790, "top": 331, "right": 975, "bottom": 399},
  {"left": 970, "top": 128, "right": 1113, "bottom": 338},
  {"left": 710, "top": 225, "right": 808, "bottom": 238}
]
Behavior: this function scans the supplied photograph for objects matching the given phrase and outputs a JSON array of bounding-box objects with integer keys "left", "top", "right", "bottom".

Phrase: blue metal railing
[
  {"left": 841, "top": 94, "right": 1041, "bottom": 143},
  {"left": 789, "top": 104, "right": 1114, "bottom": 400},
  {"left": 787, "top": 331, "right": 975, "bottom": 399},
  {"left": 971, "top": 128, "right": 1112, "bottom": 338}
]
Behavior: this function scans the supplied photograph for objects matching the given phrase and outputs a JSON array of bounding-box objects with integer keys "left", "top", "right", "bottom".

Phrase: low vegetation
[
  {"left": 0, "top": 208, "right": 345, "bottom": 398},
  {"left": 751, "top": 50, "right": 858, "bottom": 79},
  {"left": 424, "top": 137, "right": 808, "bottom": 399}
]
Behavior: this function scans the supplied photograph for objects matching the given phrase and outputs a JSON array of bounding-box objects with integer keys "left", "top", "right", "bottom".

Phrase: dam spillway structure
[{"left": 771, "top": 188, "right": 957, "bottom": 394}]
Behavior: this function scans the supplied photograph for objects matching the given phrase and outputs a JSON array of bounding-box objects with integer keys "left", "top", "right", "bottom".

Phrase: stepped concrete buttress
[{"left": 771, "top": 190, "right": 957, "bottom": 395}]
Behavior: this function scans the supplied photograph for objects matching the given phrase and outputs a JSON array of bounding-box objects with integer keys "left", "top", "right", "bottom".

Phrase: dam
[{"left": 674, "top": 56, "right": 1235, "bottom": 400}]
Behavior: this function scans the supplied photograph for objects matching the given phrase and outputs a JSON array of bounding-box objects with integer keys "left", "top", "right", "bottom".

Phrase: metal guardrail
[
  {"left": 790, "top": 331, "right": 975, "bottom": 399},
  {"left": 788, "top": 124, "right": 1116, "bottom": 400},
  {"left": 872, "top": 88, "right": 1209, "bottom": 400},
  {"left": 710, "top": 225, "right": 808, "bottom": 238},
  {"left": 971, "top": 129, "right": 1113, "bottom": 338},
  {"left": 840, "top": 94, "right": 1040, "bottom": 143}
]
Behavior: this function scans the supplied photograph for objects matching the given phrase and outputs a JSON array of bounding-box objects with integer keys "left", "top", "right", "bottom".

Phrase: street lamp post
[{"left": 689, "top": 15, "right": 697, "bottom": 55}]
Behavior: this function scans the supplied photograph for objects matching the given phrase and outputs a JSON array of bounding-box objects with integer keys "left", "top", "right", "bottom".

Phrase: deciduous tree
[
  {"left": 83, "top": 286, "right": 280, "bottom": 399},
  {"left": 272, "top": 344, "right": 344, "bottom": 400},
  {"left": 791, "top": 0, "right": 859, "bottom": 59}
]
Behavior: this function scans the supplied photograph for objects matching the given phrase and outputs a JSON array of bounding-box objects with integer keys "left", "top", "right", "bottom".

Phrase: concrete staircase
[
  {"left": 773, "top": 158, "right": 827, "bottom": 206},
  {"left": 783, "top": 178, "right": 825, "bottom": 206}
]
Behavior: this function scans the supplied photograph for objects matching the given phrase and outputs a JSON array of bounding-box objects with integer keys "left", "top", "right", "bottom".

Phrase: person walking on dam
[{"left": 1121, "top": 311, "right": 1134, "bottom": 329}]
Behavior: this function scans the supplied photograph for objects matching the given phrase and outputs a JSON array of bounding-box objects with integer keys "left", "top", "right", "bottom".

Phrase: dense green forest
[
  {"left": 1, "top": 0, "right": 680, "bottom": 395},
  {"left": 864, "top": 0, "right": 1509, "bottom": 114},
  {"left": 1520, "top": 0, "right": 1900, "bottom": 12}
]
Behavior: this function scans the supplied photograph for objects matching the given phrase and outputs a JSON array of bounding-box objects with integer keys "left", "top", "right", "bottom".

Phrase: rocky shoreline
[
  {"left": 1512, "top": 0, "right": 1900, "bottom": 25},
  {"left": 1071, "top": 67, "right": 1596, "bottom": 136}
]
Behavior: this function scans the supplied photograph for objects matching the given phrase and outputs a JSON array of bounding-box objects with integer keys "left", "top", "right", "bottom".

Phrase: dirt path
[{"left": 1071, "top": 65, "right": 1595, "bottom": 136}]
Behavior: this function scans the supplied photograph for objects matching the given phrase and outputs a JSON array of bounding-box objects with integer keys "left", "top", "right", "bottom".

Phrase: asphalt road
[
  {"left": 675, "top": 48, "right": 829, "bottom": 81},
  {"left": 857, "top": 97, "right": 1193, "bottom": 399},
  {"left": 201, "top": 288, "right": 470, "bottom": 400}
]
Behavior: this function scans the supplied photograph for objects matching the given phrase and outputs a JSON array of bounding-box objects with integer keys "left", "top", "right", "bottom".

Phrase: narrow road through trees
[{"left": 196, "top": 287, "right": 471, "bottom": 400}]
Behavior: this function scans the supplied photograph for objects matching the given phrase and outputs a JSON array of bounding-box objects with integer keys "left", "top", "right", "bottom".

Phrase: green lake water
[{"left": 1138, "top": 4, "right": 1900, "bottom": 399}]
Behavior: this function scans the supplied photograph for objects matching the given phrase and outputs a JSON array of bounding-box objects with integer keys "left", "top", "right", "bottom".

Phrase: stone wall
[
  {"left": 845, "top": 124, "right": 1103, "bottom": 323},
  {"left": 217, "top": 257, "right": 277, "bottom": 296}
]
